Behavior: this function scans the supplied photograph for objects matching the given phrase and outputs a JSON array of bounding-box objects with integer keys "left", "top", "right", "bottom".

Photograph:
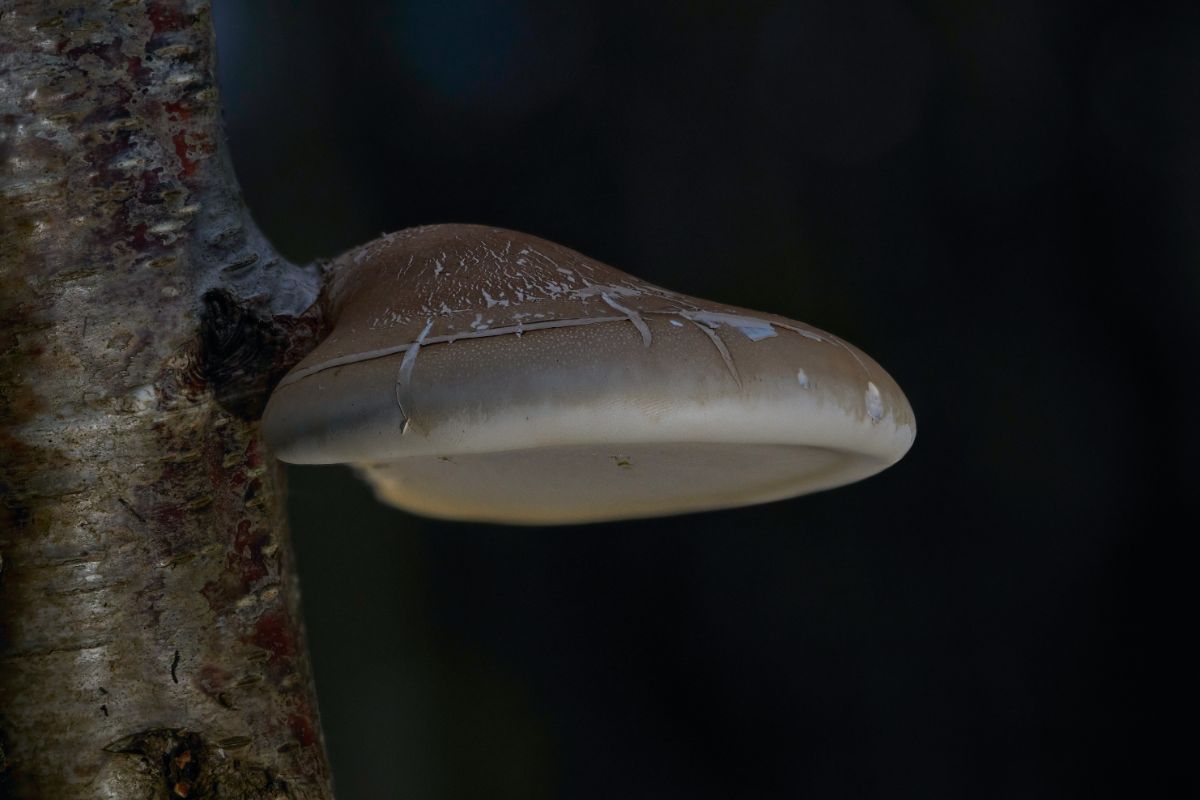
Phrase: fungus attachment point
[{"left": 262, "top": 225, "right": 915, "bottom": 524}]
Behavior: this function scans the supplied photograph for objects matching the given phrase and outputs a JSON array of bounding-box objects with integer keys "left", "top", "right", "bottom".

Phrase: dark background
[{"left": 213, "top": 1, "right": 1194, "bottom": 797}]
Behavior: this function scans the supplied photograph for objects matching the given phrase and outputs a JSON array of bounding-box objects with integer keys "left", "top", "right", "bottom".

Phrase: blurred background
[{"left": 213, "top": 1, "right": 1195, "bottom": 797}]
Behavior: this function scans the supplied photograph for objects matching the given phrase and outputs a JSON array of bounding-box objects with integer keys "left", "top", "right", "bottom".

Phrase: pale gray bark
[{"left": 1, "top": 2, "right": 333, "bottom": 797}]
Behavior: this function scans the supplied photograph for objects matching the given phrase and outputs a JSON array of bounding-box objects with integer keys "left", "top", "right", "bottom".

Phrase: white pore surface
[{"left": 359, "top": 441, "right": 891, "bottom": 525}]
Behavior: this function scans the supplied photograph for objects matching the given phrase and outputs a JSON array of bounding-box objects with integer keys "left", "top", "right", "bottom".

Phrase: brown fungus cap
[{"left": 262, "top": 224, "right": 915, "bottom": 524}]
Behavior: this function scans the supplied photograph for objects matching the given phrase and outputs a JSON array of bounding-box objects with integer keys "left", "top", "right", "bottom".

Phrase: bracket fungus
[{"left": 262, "top": 224, "right": 915, "bottom": 524}]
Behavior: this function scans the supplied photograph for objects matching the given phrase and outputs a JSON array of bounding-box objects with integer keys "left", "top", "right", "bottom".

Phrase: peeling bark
[{"left": 1, "top": 2, "right": 332, "bottom": 797}]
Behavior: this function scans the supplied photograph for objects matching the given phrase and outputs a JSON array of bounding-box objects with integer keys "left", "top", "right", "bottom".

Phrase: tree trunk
[{"left": 1, "top": 2, "right": 333, "bottom": 797}]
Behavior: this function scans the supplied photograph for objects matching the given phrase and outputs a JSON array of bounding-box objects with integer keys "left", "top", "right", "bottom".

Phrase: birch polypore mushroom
[{"left": 262, "top": 224, "right": 915, "bottom": 524}]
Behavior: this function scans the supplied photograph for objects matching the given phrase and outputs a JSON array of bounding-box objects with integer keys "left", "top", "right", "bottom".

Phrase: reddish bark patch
[
  {"left": 287, "top": 713, "right": 317, "bottom": 748},
  {"left": 164, "top": 100, "right": 191, "bottom": 121},
  {"left": 126, "top": 56, "right": 146, "bottom": 81},
  {"left": 147, "top": 3, "right": 188, "bottom": 35},
  {"left": 228, "top": 519, "right": 269, "bottom": 589},
  {"left": 249, "top": 611, "right": 296, "bottom": 664},
  {"left": 197, "top": 664, "right": 230, "bottom": 693},
  {"left": 195, "top": 664, "right": 236, "bottom": 709},
  {"left": 172, "top": 131, "right": 196, "bottom": 177},
  {"left": 66, "top": 37, "right": 126, "bottom": 66},
  {"left": 128, "top": 222, "right": 150, "bottom": 251},
  {"left": 150, "top": 502, "right": 185, "bottom": 529},
  {"left": 244, "top": 439, "right": 263, "bottom": 470},
  {"left": 198, "top": 579, "right": 224, "bottom": 612}
]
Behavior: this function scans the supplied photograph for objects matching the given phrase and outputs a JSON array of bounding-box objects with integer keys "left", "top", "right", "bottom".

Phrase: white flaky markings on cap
[
  {"left": 600, "top": 292, "right": 653, "bottom": 347},
  {"left": 865, "top": 381, "right": 884, "bottom": 423},
  {"left": 280, "top": 311, "right": 886, "bottom": 421},
  {"left": 688, "top": 320, "right": 742, "bottom": 388},
  {"left": 289, "top": 232, "right": 888, "bottom": 422},
  {"left": 678, "top": 310, "right": 778, "bottom": 342},
  {"left": 404, "top": 226, "right": 674, "bottom": 318},
  {"left": 395, "top": 319, "right": 433, "bottom": 434}
]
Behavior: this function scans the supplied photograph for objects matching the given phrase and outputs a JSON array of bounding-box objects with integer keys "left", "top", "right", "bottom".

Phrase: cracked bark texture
[{"left": 1, "top": 2, "right": 333, "bottom": 797}]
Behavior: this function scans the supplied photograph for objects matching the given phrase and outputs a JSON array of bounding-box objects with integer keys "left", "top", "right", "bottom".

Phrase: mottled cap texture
[{"left": 263, "top": 224, "right": 915, "bottom": 524}]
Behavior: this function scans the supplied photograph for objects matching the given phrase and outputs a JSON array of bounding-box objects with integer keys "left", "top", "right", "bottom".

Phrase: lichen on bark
[{"left": 1, "top": 2, "right": 332, "bottom": 797}]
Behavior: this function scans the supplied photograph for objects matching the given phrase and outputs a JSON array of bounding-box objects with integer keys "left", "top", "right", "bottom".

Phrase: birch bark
[{"left": 1, "top": 2, "right": 333, "bottom": 797}]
